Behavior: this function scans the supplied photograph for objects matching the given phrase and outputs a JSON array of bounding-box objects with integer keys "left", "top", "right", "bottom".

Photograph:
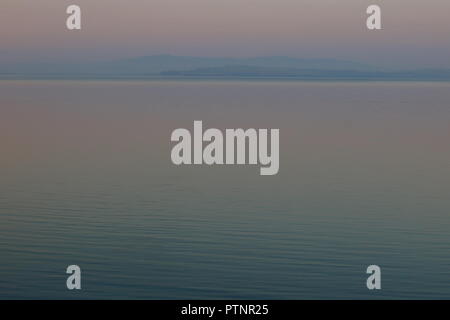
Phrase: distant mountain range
[
  {"left": 100, "top": 54, "right": 374, "bottom": 74},
  {"left": 1, "top": 54, "right": 450, "bottom": 81}
]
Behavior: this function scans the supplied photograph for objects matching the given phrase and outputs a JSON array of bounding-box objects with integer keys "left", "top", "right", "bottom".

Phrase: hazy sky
[{"left": 1, "top": 0, "right": 450, "bottom": 68}]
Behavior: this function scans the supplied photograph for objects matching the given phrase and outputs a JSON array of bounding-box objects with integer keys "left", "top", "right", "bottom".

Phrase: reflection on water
[{"left": 1, "top": 80, "right": 450, "bottom": 299}]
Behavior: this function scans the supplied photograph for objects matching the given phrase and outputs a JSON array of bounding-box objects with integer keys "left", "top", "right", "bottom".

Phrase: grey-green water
[{"left": 1, "top": 80, "right": 450, "bottom": 299}]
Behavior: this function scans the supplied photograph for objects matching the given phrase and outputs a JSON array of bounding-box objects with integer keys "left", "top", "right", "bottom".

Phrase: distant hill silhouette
[
  {"left": 0, "top": 54, "right": 372, "bottom": 75},
  {"left": 1, "top": 54, "right": 450, "bottom": 80},
  {"left": 104, "top": 54, "right": 373, "bottom": 74}
]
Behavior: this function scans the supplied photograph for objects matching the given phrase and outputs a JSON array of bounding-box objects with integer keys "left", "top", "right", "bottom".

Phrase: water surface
[{"left": 1, "top": 80, "right": 450, "bottom": 299}]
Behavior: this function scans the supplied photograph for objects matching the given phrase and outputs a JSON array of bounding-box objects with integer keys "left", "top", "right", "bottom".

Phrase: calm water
[{"left": 1, "top": 80, "right": 450, "bottom": 299}]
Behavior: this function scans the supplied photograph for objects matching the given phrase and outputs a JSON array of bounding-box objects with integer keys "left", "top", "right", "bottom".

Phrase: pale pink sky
[{"left": 1, "top": 0, "right": 450, "bottom": 68}]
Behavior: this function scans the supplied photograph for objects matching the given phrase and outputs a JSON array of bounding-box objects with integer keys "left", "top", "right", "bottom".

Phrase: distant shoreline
[
  {"left": 2, "top": 55, "right": 450, "bottom": 82},
  {"left": 2, "top": 74, "right": 450, "bottom": 82}
]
